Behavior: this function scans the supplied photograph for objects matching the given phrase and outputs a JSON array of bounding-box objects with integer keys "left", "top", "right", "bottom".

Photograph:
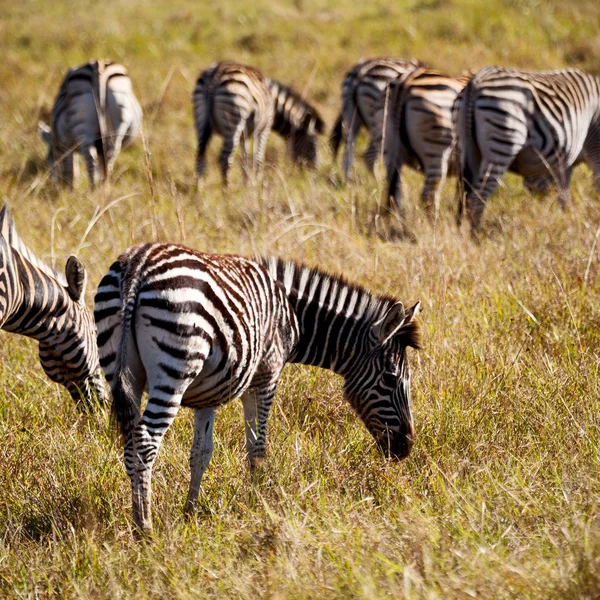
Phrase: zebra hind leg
[
  {"left": 219, "top": 122, "right": 245, "bottom": 186},
  {"left": 185, "top": 407, "right": 217, "bottom": 515}
]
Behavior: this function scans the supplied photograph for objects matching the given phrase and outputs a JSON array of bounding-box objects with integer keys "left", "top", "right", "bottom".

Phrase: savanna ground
[{"left": 1, "top": 0, "right": 600, "bottom": 597}]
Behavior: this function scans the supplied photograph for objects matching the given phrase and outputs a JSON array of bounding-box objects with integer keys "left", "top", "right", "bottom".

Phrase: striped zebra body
[
  {"left": 454, "top": 66, "right": 600, "bottom": 231},
  {"left": 330, "top": 57, "right": 422, "bottom": 180},
  {"left": 381, "top": 68, "right": 472, "bottom": 215},
  {"left": 0, "top": 206, "right": 105, "bottom": 409},
  {"left": 193, "top": 62, "right": 325, "bottom": 183},
  {"left": 268, "top": 79, "right": 325, "bottom": 167},
  {"left": 39, "top": 59, "right": 142, "bottom": 189},
  {"left": 193, "top": 62, "right": 275, "bottom": 184},
  {"left": 95, "top": 244, "right": 421, "bottom": 534}
]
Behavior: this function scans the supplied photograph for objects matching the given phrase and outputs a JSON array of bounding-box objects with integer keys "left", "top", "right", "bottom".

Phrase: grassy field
[{"left": 1, "top": 0, "right": 600, "bottom": 597}]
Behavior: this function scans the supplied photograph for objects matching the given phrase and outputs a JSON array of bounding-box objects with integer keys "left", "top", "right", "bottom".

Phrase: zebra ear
[
  {"left": 374, "top": 300, "right": 422, "bottom": 345},
  {"left": 38, "top": 121, "right": 51, "bottom": 145},
  {"left": 65, "top": 255, "right": 87, "bottom": 302}
]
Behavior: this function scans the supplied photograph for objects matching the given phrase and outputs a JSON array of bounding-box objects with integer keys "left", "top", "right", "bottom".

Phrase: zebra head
[
  {"left": 343, "top": 300, "right": 421, "bottom": 460},
  {"left": 38, "top": 256, "right": 107, "bottom": 411},
  {"left": 289, "top": 112, "right": 326, "bottom": 168}
]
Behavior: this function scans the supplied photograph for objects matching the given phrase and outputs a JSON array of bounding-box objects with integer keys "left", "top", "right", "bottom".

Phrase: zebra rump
[
  {"left": 454, "top": 66, "right": 600, "bottom": 231},
  {"left": 39, "top": 59, "right": 142, "bottom": 189}
]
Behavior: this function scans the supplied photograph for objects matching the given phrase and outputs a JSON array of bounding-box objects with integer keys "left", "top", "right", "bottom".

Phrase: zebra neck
[
  {"left": 2, "top": 252, "right": 76, "bottom": 342},
  {"left": 287, "top": 290, "right": 372, "bottom": 376}
]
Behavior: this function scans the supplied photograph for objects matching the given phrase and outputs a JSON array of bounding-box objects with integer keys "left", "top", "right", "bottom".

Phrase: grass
[{"left": 1, "top": 0, "right": 600, "bottom": 597}]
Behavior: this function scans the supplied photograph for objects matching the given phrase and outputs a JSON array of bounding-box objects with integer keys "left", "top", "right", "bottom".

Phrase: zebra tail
[
  {"left": 330, "top": 113, "right": 343, "bottom": 157},
  {"left": 194, "top": 83, "right": 213, "bottom": 164},
  {"left": 111, "top": 250, "right": 148, "bottom": 442},
  {"left": 94, "top": 61, "right": 110, "bottom": 178}
]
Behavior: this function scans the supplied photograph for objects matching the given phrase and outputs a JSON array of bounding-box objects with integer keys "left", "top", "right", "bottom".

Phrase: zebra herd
[
  {"left": 38, "top": 58, "right": 600, "bottom": 234},
  {"left": 2, "top": 55, "right": 599, "bottom": 534}
]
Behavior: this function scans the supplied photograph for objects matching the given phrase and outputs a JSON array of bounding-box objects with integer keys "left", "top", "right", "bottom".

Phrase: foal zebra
[
  {"left": 193, "top": 62, "right": 324, "bottom": 184},
  {"left": 94, "top": 244, "right": 421, "bottom": 534},
  {"left": 0, "top": 206, "right": 105, "bottom": 408},
  {"left": 380, "top": 68, "right": 472, "bottom": 215},
  {"left": 330, "top": 57, "right": 422, "bottom": 180},
  {"left": 39, "top": 59, "right": 142, "bottom": 189},
  {"left": 454, "top": 66, "right": 600, "bottom": 231}
]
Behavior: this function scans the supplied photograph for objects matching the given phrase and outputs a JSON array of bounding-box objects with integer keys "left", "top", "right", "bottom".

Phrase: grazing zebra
[
  {"left": 454, "top": 66, "right": 600, "bottom": 231},
  {"left": 193, "top": 62, "right": 324, "bottom": 184},
  {"left": 94, "top": 243, "right": 421, "bottom": 534},
  {"left": 39, "top": 59, "right": 142, "bottom": 189},
  {"left": 330, "top": 57, "right": 422, "bottom": 180},
  {"left": 0, "top": 205, "right": 105, "bottom": 409},
  {"left": 380, "top": 68, "right": 472, "bottom": 215}
]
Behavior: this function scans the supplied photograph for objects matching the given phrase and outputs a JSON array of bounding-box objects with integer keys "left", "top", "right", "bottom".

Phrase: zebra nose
[{"left": 388, "top": 433, "right": 414, "bottom": 460}]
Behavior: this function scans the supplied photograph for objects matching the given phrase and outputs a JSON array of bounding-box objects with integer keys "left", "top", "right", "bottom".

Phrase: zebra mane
[
  {"left": 261, "top": 256, "right": 399, "bottom": 324},
  {"left": 268, "top": 79, "right": 325, "bottom": 135},
  {"left": 0, "top": 205, "right": 67, "bottom": 286}
]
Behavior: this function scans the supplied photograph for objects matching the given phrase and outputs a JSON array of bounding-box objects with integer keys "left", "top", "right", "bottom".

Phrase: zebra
[
  {"left": 193, "top": 61, "right": 325, "bottom": 185},
  {"left": 380, "top": 68, "right": 472, "bottom": 216},
  {"left": 38, "top": 59, "right": 143, "bottom": 189},
  {"left": 454, "top": 66, "right": 600, "bottom": 231},
  {"left": 330, "top": 57, "right": 422, "bottom": 181},
  {"left": 0, "top": 205, "right": 106, "bottom": 409},
  {"left": 94, "top": 243, "right": 421, "bottom": 534}
]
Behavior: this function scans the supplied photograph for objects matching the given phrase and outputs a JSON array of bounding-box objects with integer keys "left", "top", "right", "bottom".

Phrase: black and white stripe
[
  {"left": 95, "top": 244, "right": 421, "bottom": 534},
  {"left": 330, "top": 57, "right": 422, "bottom": 180},
  {"left": 269, "top": 79, "right": 325, "bottom": 168},
  {"left": 454, "top": 66, "right": 600, "bottom": 231},
  {"left": 193, "top": 62, "right": 324, "bottom": 184},
  {"left": 381, "top": 68, "right": 472, "bottom": 215},
  {"left": 39, "top": 59, "right": 142, "bottom": 189},
  {"left": 0, "top": 205, "right": 105, "bottom": 409}
]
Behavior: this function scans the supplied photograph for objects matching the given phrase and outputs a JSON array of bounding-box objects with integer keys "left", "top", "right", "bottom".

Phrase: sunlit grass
[{"left": 1, "top": 0, "right": 600, "bottom": 597}]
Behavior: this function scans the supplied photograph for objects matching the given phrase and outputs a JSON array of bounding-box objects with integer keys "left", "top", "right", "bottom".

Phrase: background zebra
[
  {"left": 0, "top": 205, "right": 105, "bottom": 409},
  {"left": 94, "top": 244, "right": 421, "bottom": 534},
  {"left": 380, "top": 68, "right": 472, "bottom": 216},
  {"left": 330, "top": 57, "right": 422, "bottom": 181},
  {"left": 454, "top": 66, "right": 600, "bottom": 231},
  {"left": 193, "top": 62, "right": 324, "bottom": 185},
  {"left": 39, "top": 59, "right": 143, "bottom": 189}
]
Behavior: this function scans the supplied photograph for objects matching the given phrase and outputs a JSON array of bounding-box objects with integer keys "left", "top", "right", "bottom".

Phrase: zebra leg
[
  {"left": 240, "top": 131, "right": 250, "bottom": 181},
  {"left": 386, "top": 162, "right": 403, "bottom": 214},
  {"left": 421, "top": 156, "right": 448, "bottom": 220},
  {"left": 184, "top": 407, "right": 217, "bottom": 515},
  {"left": 219, "top": 122, "right": 245, "bottom": 186},
  {"left": 242, "top": 381, "right": 278, "bottom": 475},
  {"left": 61, "top": 151, "right": 75, "bottom": 189},
  {"left": 196, "top": 124, "right": 213, "bottom": 180},
  {"left": 80, "top": 144, "right": 98, "bottom": 190},
  {"left": 253, "top": 126, "right": 270, "bottom": 182},
  {"left": 363, "top": 141, "right": 378, "bottom": 174},
  {"left": 556, "top": 165, "right": 574, "bottom": 210},
  {"left": 466, "top": 161, "right": 506, "bottom": 232},
  {"left": 128, "top": 384, "right": 191, "bottom": 534},
  {"left": 342, "top": 112, "right": 361, "bottom": 182},
  {"left": 106, "top": 121, "right": 129, "bottom": 177}
]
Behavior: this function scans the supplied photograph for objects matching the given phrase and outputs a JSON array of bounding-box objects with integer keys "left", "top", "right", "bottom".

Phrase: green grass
[{"left": 1, "top": 0, "right": 600, "bottom": 597}]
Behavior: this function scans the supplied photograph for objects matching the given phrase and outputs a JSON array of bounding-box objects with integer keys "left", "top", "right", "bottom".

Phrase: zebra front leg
[
  {"left": 253, "top": 126, "right": 270, "bottom": 183},
  {"left": 242, "top": 382, "right": 277, "bottom": 476},
  {"left": 185, "top": 407, "right": 217, "bottom": 515}
]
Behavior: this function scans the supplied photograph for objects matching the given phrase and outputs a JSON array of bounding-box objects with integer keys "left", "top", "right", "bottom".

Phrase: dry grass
[{"left": 1, "top": 0, "right": 600, "bottom": 597}]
